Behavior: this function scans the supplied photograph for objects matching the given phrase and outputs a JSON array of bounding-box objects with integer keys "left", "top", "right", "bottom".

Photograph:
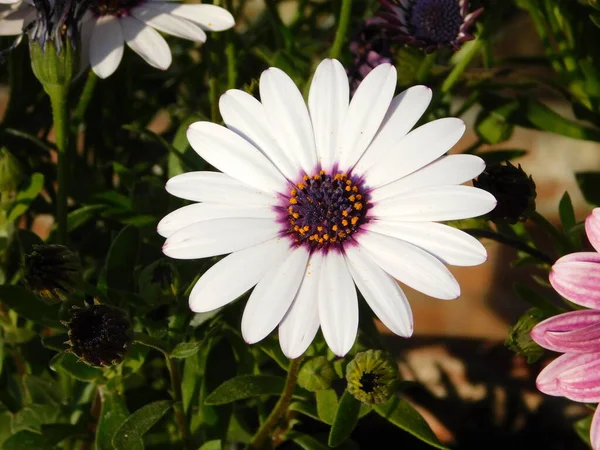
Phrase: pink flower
[{"left": 531, "top": 208, "right": 600, "bottom": 449}]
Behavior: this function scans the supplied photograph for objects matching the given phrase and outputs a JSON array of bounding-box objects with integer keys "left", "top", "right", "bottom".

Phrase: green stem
[
  {"left": 208, "top": 77, "right": 220, "bottom": 123},
  {"left": 329, "top": 0, "right": 352, "bottom": 59},
  {"left": 166, "top": 357, "right": 193, "bottom": 450},
  {"left": 464, "top": 228, "right": 554, "bottom": 265},
  {"left": 530, "top": 211, "right": 573, "bottom": 255},
  {"left": 249, "top": 357, "right": 303, "bottom": 449},
  {"left": 226, "top": 41, "right": 238, "bottom": 90},
  {"left": 46, "top": 85, "right": 69, "bottom": 245},
  {"left": 73, "top": 70, "right": 98, "bottom": 129},
  {"left": 416, "top": 53, "right": 436, "bottom": 83},
  {"left": 441, "top": 39, "right": 482, "bottom": 94}
]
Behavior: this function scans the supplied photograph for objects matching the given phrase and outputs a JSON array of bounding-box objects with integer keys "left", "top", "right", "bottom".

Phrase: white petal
[
  {"left": 308, "top": 59, "right": 349, "bottom": 171},
  {"left": 357, "top": 231, "right": 460, "bottom": 300},
  {"left": 189, "top": 238, "right": 290, "bottom": 312},
  {"left": 242, "top": 247, "right": 309, "bottom": 344},
  {"left": 345, "top": 245, "right": 413, "bottom": 337},
  {"left": 163, "top": 217, "right": 281, "bottom": 259},
  {"left": 260, "top": 68, "right": 318, "bottom": 176},
  {"left": 353, "top": 86, "right": 432, "bottom": 175},
  {"left": 365, "top": 118, "right": 466, "bottom": 188},
  {"left": 279, "top": 252, "right": 323, "bottom": 359},
  {"left": 187, "top": 122, "right": 287, "bottom": 193},
  {"left": 145, "top": 2, "right": 235, "bottom": 31},
  {"left": 121, "top": 16, "right": 171, "bottom": 70},
  {"left": 371, "top": 185, "right": 497, "bottom": 222},
  {"left": 132, "top": 5, "right": 206, "bottom": 42},
  {"left": 318, "top": 252, "right": 358, "bottom": 357},
  {"left": 369, "top": 155, "right": 485, "bottom": 203},
  {"left": 165, "top": 171, "right": 278, "bottom": 207},
  {"left": 0, "top": 7, "right": 32, "bottom": 35},
  {"left": 219, "top": 90, "right": 297, "bottom": 180},
  {"left": 365, "top": 220, "right": 487, "bottom": 266},
  {"left": 157, "top": 203, "right": 277, "bottom": 238},
  {"left": 89, "top": 16, "right": 124, "bottom": 79},
  {"left": 336, "top": 64, "right": 397, "bottom": 171}
]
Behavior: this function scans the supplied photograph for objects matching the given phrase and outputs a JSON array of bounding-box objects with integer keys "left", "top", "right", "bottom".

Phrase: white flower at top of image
[
  {"left": 0, "top": 0, "right": 35, "bottom": 37},
  {"left": 86, "top": 0, "right": 235, "bottom": 78},
  {"left": 159, "top": 59, "right": 497, "bottom": 359}
]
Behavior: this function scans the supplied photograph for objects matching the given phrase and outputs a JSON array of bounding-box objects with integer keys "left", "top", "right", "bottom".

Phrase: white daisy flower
[
  {"left": 159, "top": 59, "right": 497, "bottom": 359},
  {"left": 86, "top": 0, "right": 235, "bottom": 78},
  {"left": 0, "top": 0, "right": 35, "bottom": 36}
]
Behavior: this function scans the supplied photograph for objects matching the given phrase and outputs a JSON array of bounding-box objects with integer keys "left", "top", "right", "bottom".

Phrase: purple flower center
[
  {"left": 92, "top": 0, "right": 143, "bottom": 17},
  {"left": 282, "top": 171, "right": 370, "bottom": 250},
  {"left": 409, "top": 0, "right": 463, "bottom": 45}
]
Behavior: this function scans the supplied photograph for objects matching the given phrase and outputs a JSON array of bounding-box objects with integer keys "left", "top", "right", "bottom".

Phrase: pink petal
[
  {"left": 587, "top": 208, "right": 600, "bottom": 253},
  {"left": 536, "top": 353, "right": 600, "bottom": 396},
  {"left": 532, "top": 310, "right": 600, "bottom": 345},
  {"left": 592, "top": 405, "right": 600, "bottom": 450},
  {"left": 557, "top": 356, "right": 600, "bottom": 402},
  {"left": 546, "top": 326, "right": 600, "bottom": 353},
  {"left": 550, "top": 255, "right": 600, "bottom": 308},
  {"left": 531, "top": 310, "right": 600, "bottom": 351}
]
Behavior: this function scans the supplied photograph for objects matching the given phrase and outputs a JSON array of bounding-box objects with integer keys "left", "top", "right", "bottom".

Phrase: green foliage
[
  {"left": 328, "top": 391, "right": 362, "bottom": 447},
  {"left": 112, "top": 401, "right": 173, "bottom": 450},
  {"left": 205, "top": 375, "right": 286, "bottom": 405}
]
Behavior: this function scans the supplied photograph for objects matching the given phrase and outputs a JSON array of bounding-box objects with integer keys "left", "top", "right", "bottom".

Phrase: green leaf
[
  {"left": 477, "top": 149, "right": 527, "bottom": 165},
  {"left": 524, "top": 99, "right": 600, "bottom": 141},
  {"left": 328, "top": 391, "right": 361, "bottom": 447},
  {"left": 373, "top": 397, "right": 449, "bottom": 450},
  {"left": 576, "top": 172, "right": 600, "bottom": 206},
  {"left": 574, "top": 414, "right": 592, "bottom": 446},
  {"left": 316, "top": 389, "right": 338, "bottom": 425},
  {"left": 513, "top": 283, "right": 562, "bottom": 314},
  {"left": 290, "top": 401, "right": 322, "bottom": 422},
  {"left": 290, "top": 432, "right": 330, "bottom": 450},
  {"left": 169, "top": 117, "right": 202, "bottom": 177},
  {"left": 132, "top": 332, "right": 169, "bottom": 355},
  {"left": 106, "top": 225, "right": 140, "bottom": 293},
  {"left": 199, "top": 440, "right": 222, "bottom": 450},
  {"left": 7, "top": 173, "right": 44, "bottom": 222},
  {"left": 171, "top": 341, "right": 203, "bottom": 359},
  {"left": 41, "top": 334, "right": 69, "bottom": 352},
  {"left": 298, "top": 356, "right": 336, "bottom": 392},
  {"left": 96, "top": 387, "right": 129, "bottom": 450},
  {"left": 0, "top": 285, "right": 61, "bottom": 328},
  {"left": 2, "top": 431, "right": 50, "bottom": 450},
  {"left": 49, "top": 352, "right": 104, "bottom": 381},
  {"left": 67, "top": 205, "right": 106, "bottom": 232},
  {"left": 558, "top": 191, "right": 576, "bottom": 230},
  {"left": 205, "top": 375, "right": 286, "bottom": 405},
  {"left": 112, "top": 400, "right": 173, "bottom": 450},
  {"left": 475, "top": 102, "right": 518, "bottom": 144}
]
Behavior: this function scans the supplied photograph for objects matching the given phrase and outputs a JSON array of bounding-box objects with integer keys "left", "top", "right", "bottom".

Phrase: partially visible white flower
[
  {"left": 86, "top": 0, "right": 235, "bottom": 78},
  {"left": 0, "top": 0, "right": 35, "bottom": 36},
  {"left": 159, "top": 59, "right": 497, "bottom": 359}
]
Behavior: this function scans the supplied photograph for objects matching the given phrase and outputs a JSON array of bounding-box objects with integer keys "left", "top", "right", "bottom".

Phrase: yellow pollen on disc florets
[{"left": 286, "top": 171, "right": 369, "bottom": 249}]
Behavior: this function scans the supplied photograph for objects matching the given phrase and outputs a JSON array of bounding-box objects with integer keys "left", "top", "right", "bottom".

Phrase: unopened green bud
[
  {"left": 505, "top": 308, "right": 547, "bottom": 363},
  {"left": 23, "top": 244, "right": 81, "bottom": 303},
  {"left": 0, "top": 147, "right": 22, "bottom": 192},
  {"left": 298, "top": 356, "right": 337, "bottom": 392},
  {"left": 67, "top": 304, "right": 132, "bottom": 367},
  {"left": 346, "top": 350, "right": 398, "bottom": 405},
  {"left": 29, "top": 39, "right": 77, "bottom": 90},
  {"left": 473, "top": 161, "right": 536, "bottom": 225}
]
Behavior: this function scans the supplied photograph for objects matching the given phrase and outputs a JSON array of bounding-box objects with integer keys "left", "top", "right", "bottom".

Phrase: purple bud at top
[{"left": 347, "top": 23, "right": 393, "bottom": 94}]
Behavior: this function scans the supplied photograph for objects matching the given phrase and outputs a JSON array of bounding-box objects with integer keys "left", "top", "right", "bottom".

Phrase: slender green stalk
[
  {"left": 464, "top": 228, "right": 554, "bottom": 265},
  {"left": 330, "top": 0, "right": 352, "bottom": 59},
  {"left": 249, "top": 357, "right": 303, "bottom": 449},
  {"left": 46, "top": 85, "right": 69, "bottom": 245},
  {"left": 208, "top": 77, "right": 220, "bottom": 123},
  {"left": 226, "top": 41, "right": 238, "bottom": 90},
  {"left": 441, "top": 39, "right": 482, "bottom": 94},
  {"left": 416, "top": 53, "right": 436, "bottom": 83},
  {"left": 166, "top": 357, "right": 193, "bottom": 450},
  {"left": 73, "top": 70, "right": 98, "bottom": 128}
]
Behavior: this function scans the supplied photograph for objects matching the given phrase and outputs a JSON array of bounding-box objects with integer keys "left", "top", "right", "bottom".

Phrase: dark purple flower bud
[{"left": 348, "top": 23, "right": 393, "bottom": 94}]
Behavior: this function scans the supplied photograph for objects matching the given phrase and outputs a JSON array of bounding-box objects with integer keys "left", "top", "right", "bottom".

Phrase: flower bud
[
  {"left": 0, "top": 147, "right": 22, "bottom": 193},
  {"left": 23, "top": 244, "right": 81, "bottom": 303},
  {"left": 346, "top": 349, "right": 398, "bottom": 404},
  {"left": 473, "top": 161, "right": 536, "bottom": 224},
  {"left": 298, "top": 356, "right": 337, "bottom": 392},
  {"left": 67, "top": 304, "right": 132, "bottom": 367},
  {"left": 348, "top": 24, "right": 393, "bottom": 94},
  {"left": 29, "top": 38, "right": 76, "bottom": 89},
  {"left": 505, "top": 308, "right": 547, "bottom": 363}
]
